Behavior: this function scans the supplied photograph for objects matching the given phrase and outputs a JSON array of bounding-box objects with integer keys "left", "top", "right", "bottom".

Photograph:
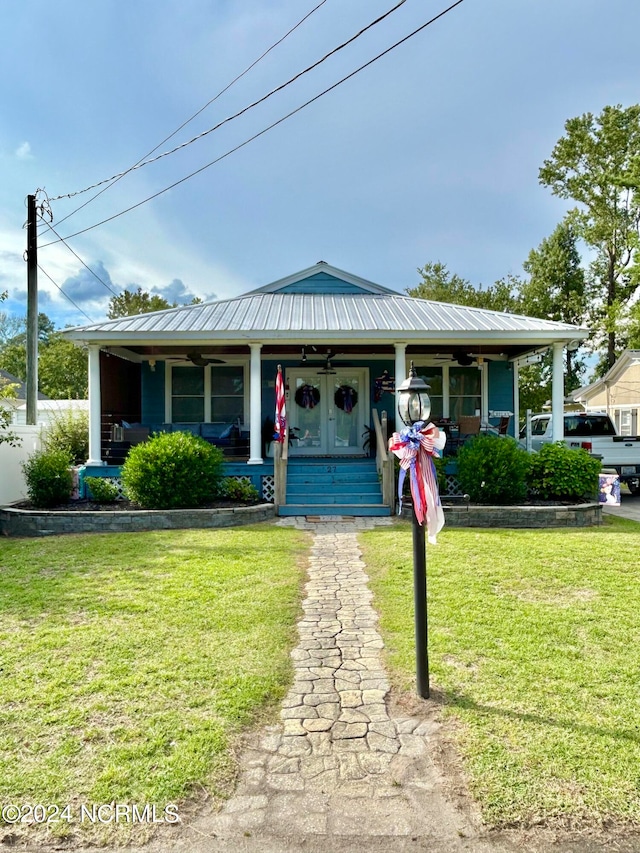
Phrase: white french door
[{"left": 286, "top": 368, "right": 369, "bottom": 456}]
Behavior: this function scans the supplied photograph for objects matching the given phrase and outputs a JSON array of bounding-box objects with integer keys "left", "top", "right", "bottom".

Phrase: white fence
[{"left": 0, "top": 425, "right": 44, "bottom": 506}]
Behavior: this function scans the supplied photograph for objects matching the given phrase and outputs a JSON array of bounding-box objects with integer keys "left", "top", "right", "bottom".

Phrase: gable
[{"left": 275, "top": 273, "right": 375, "bottom": 295}]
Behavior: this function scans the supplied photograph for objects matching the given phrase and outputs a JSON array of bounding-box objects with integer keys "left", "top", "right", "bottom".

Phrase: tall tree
[
  {"left": 539, "top": 104, "right": 640, "bottom": 370},
  {"left": 521, "top": 220, "right": 588, "bottom": 393},
  {"left": 409, "top": 262, "right": 522, "bottom": 312},
  {"left": 38, "top": 334, "right": 88, "bottom": 399},
  {"left": 0, "top": 314, "right": 88, "bottom": 399},
  {"left": 107, "top": 287, "right": 175, "bottom": 318}
]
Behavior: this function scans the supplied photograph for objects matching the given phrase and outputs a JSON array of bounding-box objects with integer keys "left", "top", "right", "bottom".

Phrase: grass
[
  {"left": 0, "top": 525, "right": 306, "bottom": 840},
  {"left": 360, "top": 516, "right": 640, "bottom": 830}
]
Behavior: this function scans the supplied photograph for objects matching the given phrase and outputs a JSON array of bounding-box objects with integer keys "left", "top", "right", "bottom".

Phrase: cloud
[
  {"left": 61, "top": 261, "right": 115, "bottom": 304},
  {"left": 151, "top": 278, "right": 217, "bottom": 305},
  {"left": 15, "top": 142, "right": 33, "bottom": 160}
]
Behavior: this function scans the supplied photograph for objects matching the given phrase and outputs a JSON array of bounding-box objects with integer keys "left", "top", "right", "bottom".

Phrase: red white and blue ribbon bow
[
  {"left": 274, "top": 365, "right": 286, "bottom": 443},
  {"left": 389, "top": 421, "right": 446, "bottom": 544}
]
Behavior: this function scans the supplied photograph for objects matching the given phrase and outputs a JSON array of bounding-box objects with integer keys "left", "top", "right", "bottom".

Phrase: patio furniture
[{"left": 458, "top": 415, "right": 481, "bottom": 439}]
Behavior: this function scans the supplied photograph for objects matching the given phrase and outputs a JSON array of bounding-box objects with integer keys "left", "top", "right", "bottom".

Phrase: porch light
[{"left": 397, "top": 361, "right": 431, "bottom": 426}]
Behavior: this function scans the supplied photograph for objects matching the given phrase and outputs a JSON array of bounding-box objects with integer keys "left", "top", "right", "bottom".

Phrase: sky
[{"left": 1, "top": 0, "right": 639, "bottom": 335}]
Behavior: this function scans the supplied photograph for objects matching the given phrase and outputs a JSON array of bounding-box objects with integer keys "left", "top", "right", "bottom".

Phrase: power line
[
  {"left": 39, "top": 219, "right": 120, "bottom": 297},
  {"left": 48, "top": 0, "right": 407, "bottom": 203},
  {"left": 37, "top": 264, "right": 95, "bottom": 323},
  {"left": 46, "top": 0, "right": 329, "bottom": 226},
  {"left": 41, "top": 0, "right": 465, "bottom": 248}
]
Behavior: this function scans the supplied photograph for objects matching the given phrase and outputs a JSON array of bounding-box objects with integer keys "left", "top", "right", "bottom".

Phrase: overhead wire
[
  {"left": 41, "top": 0, "right": 465, "bottom": 248},
  {"left": 37, "top": 264, "right": 95, "bottom": 323},
  {"left": 39, "top": 219, "right": 120, "bottom": 297},
  {"left": 45, "top": 0, "right": 329, "bottom": 228},
  {"left": 48, "top": 0, "right": 408, "bottom": 204}
]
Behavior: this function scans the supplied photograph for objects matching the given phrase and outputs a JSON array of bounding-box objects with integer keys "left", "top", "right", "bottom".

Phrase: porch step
[
  {"left": 279, "top": 504, "right": 391, "bottom": 517},
  {"left": 283, "top": 457, "right": 390, "bottom": 517}
]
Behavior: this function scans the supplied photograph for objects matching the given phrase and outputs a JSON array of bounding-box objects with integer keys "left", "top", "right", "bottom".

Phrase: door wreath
[
  {"left": 334, "top": 385, "right": 358, "bottom": 413},
  {"left": 294, "top": 384, "right": 320, "bottom": 409}
]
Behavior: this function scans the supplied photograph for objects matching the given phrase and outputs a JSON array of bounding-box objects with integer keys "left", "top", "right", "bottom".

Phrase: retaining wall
[
  {"left": 402, "top": 502, "right": 602, "bottom": 528},
  {"left": 0, "top": 503, "right": 275, "bottom": 538}
]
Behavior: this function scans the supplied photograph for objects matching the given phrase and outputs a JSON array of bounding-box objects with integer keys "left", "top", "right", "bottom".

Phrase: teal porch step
[{"left": 282, "top": 457, "right": 390, "bottom": 517}]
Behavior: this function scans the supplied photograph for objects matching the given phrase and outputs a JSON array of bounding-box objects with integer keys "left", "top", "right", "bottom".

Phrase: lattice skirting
[
  {"left": 261, "top": 474, "right": 275, "bottom": 503},
  {"left": 84, "top": 473, "right": 276, "bottom": 503},
  {"left": 443, "top": 473, "right": 463, "bottom": 497}
]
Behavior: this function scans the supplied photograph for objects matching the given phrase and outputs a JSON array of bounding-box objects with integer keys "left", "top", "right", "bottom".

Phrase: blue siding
[
  {"left": 488, "top": 361, "right": 515, "bottom": 436},
  {"left": 277, "top": 273, "right": 371, "bottom": 295},
  {"left": 141, "top": 361, "right": 166, "bottom": 424}
]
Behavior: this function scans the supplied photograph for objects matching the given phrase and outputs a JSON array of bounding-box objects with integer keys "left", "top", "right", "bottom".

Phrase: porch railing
[
  {"left": 273, "top": 428, "right": 288, "bottom": 510},
  {"left": 372, "top": 409, "right": 395, "bottom": 511}
]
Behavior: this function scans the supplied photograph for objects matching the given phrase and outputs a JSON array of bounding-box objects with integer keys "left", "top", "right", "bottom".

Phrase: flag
[{"left": 274, "top": 364, "right": 286, "bottom": 443}]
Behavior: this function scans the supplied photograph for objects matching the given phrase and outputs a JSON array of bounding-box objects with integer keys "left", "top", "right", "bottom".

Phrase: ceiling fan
[
  {"left": 186, "top": 352, "right": 226, "bottom": 366},
  {"left": 432, "top": 350, "right": 476, "bottom": 367}
]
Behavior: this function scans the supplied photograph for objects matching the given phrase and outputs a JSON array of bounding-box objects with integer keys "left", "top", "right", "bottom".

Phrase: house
[
  {"left": 570, "top": 350, "right": 640, "bottom": 436},
  {"left": 64, "top": 262, "right": 588, "bottom": 515},
  {"left": 0, "top": 369, "right": 51, "bottom": 421}
]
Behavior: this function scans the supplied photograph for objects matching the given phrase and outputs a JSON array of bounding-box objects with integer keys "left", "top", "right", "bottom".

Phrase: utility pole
[{"left": 26, "top": 193, "right": 38, "bottom": 425}]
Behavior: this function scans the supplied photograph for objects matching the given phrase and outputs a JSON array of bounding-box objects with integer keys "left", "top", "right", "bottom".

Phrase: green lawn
[
  {"left": 360, "top": 516, "right": 640, "bottom": 829},
  {"left": 0, "top": 525, "right": 306, "bottom": 839}
]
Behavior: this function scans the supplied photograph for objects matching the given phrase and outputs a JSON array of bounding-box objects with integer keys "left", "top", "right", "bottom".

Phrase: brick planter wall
[
  {"left": 402, "top": 502, "right": 602, "bottom": 528},
  {"left": 0, "top": 503, "right": 275, "bottom": 538}
]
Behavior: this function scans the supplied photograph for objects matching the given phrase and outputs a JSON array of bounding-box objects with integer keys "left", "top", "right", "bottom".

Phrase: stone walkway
[{"left": 164, "top": 516, "right": 500, "bottom": 853}]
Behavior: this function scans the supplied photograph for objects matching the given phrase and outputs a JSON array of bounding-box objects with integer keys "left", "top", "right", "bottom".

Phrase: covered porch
[{"left": 67, "top": 262, "right": 588, "bottom": 515}]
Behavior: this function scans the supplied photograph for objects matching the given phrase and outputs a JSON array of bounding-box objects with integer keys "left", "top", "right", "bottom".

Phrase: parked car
[{"left": 520, "top": 412, "right": 640, "bottom": 495}]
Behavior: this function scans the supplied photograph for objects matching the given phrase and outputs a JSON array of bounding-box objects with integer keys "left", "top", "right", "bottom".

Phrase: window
[
  {"left": 170, "top": 363, "right": 246, "bottom": 424},
  {"left": 414, "top": 366, "right": 443, "bottom": 421},
  {"left": 211, "top": 365, "right": 244, "bottom": 423},
  {"left": 449, "top": 366, "right": 480, "bottom": 420},
  {"left": 172, "top": 366, "right": 204, "bottom": 422}
]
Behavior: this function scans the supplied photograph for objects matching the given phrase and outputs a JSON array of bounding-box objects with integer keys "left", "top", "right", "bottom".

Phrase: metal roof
[
  {"left": 68, "top": 292, "right": 583, "bottom": 336},
  {"left": 65, "top": 263, "right": 588, "bottom": 345}
]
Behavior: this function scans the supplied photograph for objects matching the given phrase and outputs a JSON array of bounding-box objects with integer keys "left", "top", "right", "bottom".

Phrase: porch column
[
  {"left": 551, "top": 342, "right": 565, "bottom": 443},
  {"left": 247, "top": 342, "right": 263, "bottom": 465},
  {"left": 394, "top": 342, "right": 407, "bottom": 421},
  {"left": 87, "top": 344, "right": 104, "bottom": 466}
]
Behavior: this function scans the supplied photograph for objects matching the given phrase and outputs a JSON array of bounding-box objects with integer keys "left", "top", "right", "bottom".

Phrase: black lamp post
[{"left": 397, "top": 361, "right": 432, "bottom": 699}]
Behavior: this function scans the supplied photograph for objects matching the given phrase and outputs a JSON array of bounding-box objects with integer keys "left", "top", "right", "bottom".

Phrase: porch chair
[
  {"left": 497, "top": 416, "right": 511, "bottom": 435},
  {"left": 458, "top": 415, "right": 481, "bottom": 440}
]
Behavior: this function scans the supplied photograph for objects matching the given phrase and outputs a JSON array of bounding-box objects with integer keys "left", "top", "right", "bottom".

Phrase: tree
[
  {"left": 0, "top": 328, "right": 88, "bottom": 399},
  {"left": 107, "top": 287, "right": 175, "bottom": 318},
  {"left": 539, "top": 104, "right": 640, "bottom": 370},
  {"left": 520, "top": 220, "right": 589, "bottom": 395},
  {"left": 38, "top": 334, "right": 88, "bottom": 399},
  {"left": 0, "top": 292, "right": 20, "bottom": 446},
  {"left": 409, "top": 262, "right": 522, "bottom": 312}
]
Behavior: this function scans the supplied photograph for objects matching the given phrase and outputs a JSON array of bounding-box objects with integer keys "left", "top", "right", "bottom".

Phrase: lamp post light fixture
[{"left": 397, "top": 361, "right": 432, "bottom": 699}]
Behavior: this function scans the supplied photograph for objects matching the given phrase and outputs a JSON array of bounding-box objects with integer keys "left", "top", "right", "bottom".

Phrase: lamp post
[{"left": 397, "top": 361, "right": 432, "bottom": 699}]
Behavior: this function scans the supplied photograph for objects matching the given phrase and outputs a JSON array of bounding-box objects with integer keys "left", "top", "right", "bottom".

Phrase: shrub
[
  {"left": 457, "top": 433, "right": 531, "bottom": 505},
  {"left": 22, "top": 449, "right": 73, "bottom": 507},
  {"left": 42, "top": 408, "right": 89, "bottom": 465},
  {"left": 120, "top": 431, "right": 225, "bottom": 509},
  {"left": 527, "top": 442, "right": 600, "bottom": 502},
  {"left": 219, "top": 477, "right": 260, "bottom": 502},
  {"left": 85, "top": 476, "right": 120, "bottom": 503}
]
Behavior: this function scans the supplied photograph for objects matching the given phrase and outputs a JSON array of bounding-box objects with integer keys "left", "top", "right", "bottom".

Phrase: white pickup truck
[{"left": 520, "top": 412, "right": 640, "bottom": 495}]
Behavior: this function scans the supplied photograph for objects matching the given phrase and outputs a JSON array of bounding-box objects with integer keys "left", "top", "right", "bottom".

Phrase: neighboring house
[
  {"left": 0, "top": 368, "right": 88, "bottom": 426},
  {"left": 64, "top": 262, "right": 588, "bottom": 515},
  {"left": 12, "top": 399, "right": 89, "bottom": 426},
  {"left": 0, "top": 369, "right": 50, "bottom": 421},
  {"left": 570, "top": 350, "right": 640, "bottom": 436}
]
